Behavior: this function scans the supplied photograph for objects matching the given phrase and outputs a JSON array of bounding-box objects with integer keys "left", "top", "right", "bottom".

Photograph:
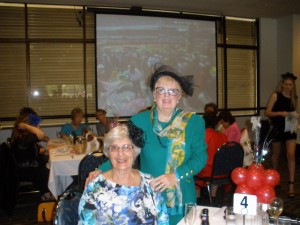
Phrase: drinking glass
[
  {"left": 184, "top": 203, "right": 197, "bottom": 225},
  {"left": 277, "top": 216, "right": 292, "bottom": 225},
  {"left": 225, "top": 206, "right": 236, "bottom": 225},
  {"left": 268, "top": 197, "right": 283, "bottom": 225},
  {"left": 56, "top": 131, "right": 61, "bottom": 138}
]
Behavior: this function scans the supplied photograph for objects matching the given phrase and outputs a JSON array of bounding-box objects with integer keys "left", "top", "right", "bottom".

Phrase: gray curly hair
[{"left": 103, "top": 124, "right": 141, "bottom": 160}]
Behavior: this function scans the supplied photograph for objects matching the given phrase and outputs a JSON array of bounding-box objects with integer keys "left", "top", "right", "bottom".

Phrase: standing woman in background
[
  {"left": 87, "top": 64, "right": 208, "bottom": 225},
  {"left": 265, "top": 72, "right": 298, "bottom": 198}
]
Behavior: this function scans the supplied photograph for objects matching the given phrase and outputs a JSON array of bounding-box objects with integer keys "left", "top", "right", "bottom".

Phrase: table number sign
[{"left": 233, "top": 193, "right": 257, "bottom": 215}]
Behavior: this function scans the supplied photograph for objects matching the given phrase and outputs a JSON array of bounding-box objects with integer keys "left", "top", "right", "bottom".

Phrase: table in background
[
  {"left": 177, "top": 206, "right": 226, "bottom": 225},
  {"left": 47, "top": 139, "right": 86, "bottom": 199}
]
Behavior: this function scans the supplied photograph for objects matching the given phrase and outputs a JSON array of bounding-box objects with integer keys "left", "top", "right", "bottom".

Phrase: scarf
[{"left": 150, "top": 105, "right": 193, "bottom": 215}]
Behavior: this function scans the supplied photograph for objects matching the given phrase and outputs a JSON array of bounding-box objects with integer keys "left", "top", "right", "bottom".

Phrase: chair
[
  {"left": 195, "top": 142, "right": 244, "bottom": 205},
  {"left": 53, "top": 189, "right": 82, "bottom": 225},
  {"left": 0, "top": 141, "right": 40, "bottom": 217},
  {"left": 18, "top": 181, "right": 40, "bottom": 195},
  {"left": 78, "top": 151, "right": 108, "bottom": 190},
  {"left": 0, "top": 142, "right": 18, "bottom": 216}
]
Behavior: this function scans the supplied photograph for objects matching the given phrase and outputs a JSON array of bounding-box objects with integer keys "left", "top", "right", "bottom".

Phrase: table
[
  {"left": 47, "top": 139, "right": 86, "bottom": 199},
  {"left": 177, "top": 206, "right": 226, "bottom": 225}
]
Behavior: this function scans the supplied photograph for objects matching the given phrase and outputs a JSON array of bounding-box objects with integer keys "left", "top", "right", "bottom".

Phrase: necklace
[
  {"left": 157, "top": 135, "right": 167, "bottom": 148},
  {"left": 152, "top": 108, "right": 178, "bottom": 149}
]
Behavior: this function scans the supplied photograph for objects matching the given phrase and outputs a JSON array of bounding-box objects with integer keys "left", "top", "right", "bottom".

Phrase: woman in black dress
[{"left": 265, "top": 72, "right": 298, "bottom": 198}]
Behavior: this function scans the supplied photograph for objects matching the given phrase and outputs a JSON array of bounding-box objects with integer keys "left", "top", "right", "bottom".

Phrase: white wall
[
  {"left": 0, "top": 124, "right": 97, "bottom": 144},
  {"left": 276, "top": 15, "right": 300, "bottom": 104},
  {"left": 277, "top": 16, "right": 293, "bottom": 74},
  {"left": 292, "top": 15, "right": 300, "bottom": 83},
  {"left": 259, "top": 18, "right": 278, "bottom": 110}
]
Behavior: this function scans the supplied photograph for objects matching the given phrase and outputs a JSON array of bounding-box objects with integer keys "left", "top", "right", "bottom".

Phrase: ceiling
[{"left": 2, "top": 0, "right": 300, "bottom": 19}]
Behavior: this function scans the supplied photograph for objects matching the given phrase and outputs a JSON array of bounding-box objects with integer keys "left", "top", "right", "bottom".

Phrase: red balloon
[
  {"left": 235, "top": 184, "right": 255, "bottom": 195},
  {"left": 246, "top": 169, "right": 265, "bottom": 189},
  {"left": 231, "top": 167, "right": 248, "bottom": 185},
  {"left": 248, "top": 163, "right": 265, "bottom": 171},
  {"left": 264, "top": 169, "right": 280, "bottom": 187},
  {"left": 255, "top": 185, "right": 276, "bottom": 204}
]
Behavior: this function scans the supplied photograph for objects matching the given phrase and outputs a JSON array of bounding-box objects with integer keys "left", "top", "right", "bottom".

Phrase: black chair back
[
  {"left": 78, "top": 151, "right": 108, "bottom": 190},
  {"left": 195, "top": 141, "right": 244, "bottom": 205},
  {"left": 53, "top": 189, "right": 82, "bottom": 225},
  {"left": 212, "top": 141, "right": 244, "bottom": 178}
]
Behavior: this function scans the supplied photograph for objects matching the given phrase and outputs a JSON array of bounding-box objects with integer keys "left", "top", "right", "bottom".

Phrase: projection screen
[{"left": 96, "top": 12, "right": 217, "bottom": 117}]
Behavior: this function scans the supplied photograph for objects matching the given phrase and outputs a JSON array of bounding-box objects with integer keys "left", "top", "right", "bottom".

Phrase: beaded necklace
[
  {"left": 156, "top": 135, "right": 168, "bottom": 148},
  {"left": 152, "top": 107, "right": 178, "bottom": 149}
]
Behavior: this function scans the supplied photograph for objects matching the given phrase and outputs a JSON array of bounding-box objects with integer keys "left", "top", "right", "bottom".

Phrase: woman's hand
[
  {"left": 85, "top": 169, "right": 101, "bottom": 187},
  {"left": 281, "top": 111, "right": 290, "bottom": 117},
  {"left": 150, "top": 173, "right": 178, "bottom": 192}
]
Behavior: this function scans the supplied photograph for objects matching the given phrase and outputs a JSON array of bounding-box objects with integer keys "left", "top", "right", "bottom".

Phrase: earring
[{"left": 154, "top": 99, "right": 156, "bottom": 102}]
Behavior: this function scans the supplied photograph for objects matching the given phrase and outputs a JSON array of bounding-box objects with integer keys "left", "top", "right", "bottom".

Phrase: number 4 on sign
[{"left": 233, "top": 193, "right": 257, "bottom": 215}]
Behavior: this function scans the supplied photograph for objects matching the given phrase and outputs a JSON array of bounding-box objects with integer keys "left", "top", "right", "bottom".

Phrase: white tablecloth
[
  {"left": 177, "top": 206, "right": 226, "bottom": 225},
  {"left": 47, "top": 139, "right": 86, "bottom": 199}
]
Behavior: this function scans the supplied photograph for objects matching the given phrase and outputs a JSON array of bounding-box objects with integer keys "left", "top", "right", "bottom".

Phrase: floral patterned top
[{"left": 78, "top": 171, "right": 169, "bottom": 225}]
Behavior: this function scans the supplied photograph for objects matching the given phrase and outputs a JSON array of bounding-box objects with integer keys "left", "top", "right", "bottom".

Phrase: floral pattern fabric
[{"left": 78, "top": 171, "right": 169, "bottom": 225}]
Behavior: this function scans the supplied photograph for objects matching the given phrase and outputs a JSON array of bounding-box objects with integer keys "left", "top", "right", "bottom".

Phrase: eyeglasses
[
  {"left": 108, "top": 144, "right": 134, "bottom": 153},
  {"left": 155, "top": 87, "right": 180, "bottom": 96}
]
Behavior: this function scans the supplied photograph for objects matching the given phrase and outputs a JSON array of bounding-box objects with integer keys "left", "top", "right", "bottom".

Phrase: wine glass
[
  {"left": 184, "top": 203, "right": 197, "bottom": 225},
  {"left": 56, "top": 131, "right": 61, "bottom": 139},
  {"left": 268, "top": 197, "right": 283, "bottom": 225}
]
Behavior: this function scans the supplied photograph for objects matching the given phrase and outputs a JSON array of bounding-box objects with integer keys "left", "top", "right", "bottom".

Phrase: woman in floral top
[{"left": 78, "top": 123, "right": 169, "bottom": 225}]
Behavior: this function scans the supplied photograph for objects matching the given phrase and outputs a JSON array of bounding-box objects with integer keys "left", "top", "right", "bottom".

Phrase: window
[
  {"left": 0, "top": 3, "right": 258, "bottom": 126},
  {"left": 217, "top": 18, "right": 258, "bottom": 116}
]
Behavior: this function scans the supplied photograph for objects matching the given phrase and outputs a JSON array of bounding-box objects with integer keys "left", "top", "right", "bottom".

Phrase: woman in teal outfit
[{"left": 87, "top": 65, "right": 207, "bottom": 224}]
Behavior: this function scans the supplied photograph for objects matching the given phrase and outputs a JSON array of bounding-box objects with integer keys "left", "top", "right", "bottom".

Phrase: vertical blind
[
  {"left": 0, "top": 4, "right": 96, "bottom": 125},
  {"left": 0, "top": 3, "right": 258, "bottom": 125}
]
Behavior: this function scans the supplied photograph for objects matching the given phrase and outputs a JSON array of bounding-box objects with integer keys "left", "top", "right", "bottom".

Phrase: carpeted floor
[
  {"left": 0, "top": 148, "right": 299, "bottom": 224},
  {"left": 0, "top": 192, "right": 53, "bottom": 225}
]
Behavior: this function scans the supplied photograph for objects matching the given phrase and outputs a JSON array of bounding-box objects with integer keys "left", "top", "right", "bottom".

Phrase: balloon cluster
[{"left": 231, "top": 163, "right": 280, "bottom": 204}]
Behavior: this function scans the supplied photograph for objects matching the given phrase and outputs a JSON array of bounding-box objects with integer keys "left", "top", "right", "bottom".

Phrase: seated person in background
[
  {"left": 78, "top": 123, "right": 169, "bottom": 225},
  {"left": 59, "top": 107, "right": 89, "bottom": 140},
  {"left": 195, "top": 112, "right": 228, "bottom": 202},
  {"left": 11, "top": 109, "right": 52, "bottom": 201},
  {"left": 19, "top": 107, "right": 37, "bottom": 117},
  {"left": 95, "top": 109, "right": 112, "bottom": 137},
  {"left": 217, "top": 109, "right": 241, "bottom": 143},
  {"left": 204, "top": 102, "right": 218, "bottom": 114}
]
